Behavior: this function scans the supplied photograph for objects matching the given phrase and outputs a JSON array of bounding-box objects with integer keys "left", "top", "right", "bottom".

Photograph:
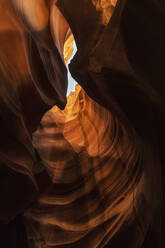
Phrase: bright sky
[{"left": 66, "top": 41, "right": 77, "bottom": 96}]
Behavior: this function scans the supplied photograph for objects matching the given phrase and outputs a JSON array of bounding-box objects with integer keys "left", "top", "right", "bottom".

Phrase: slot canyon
[{"left": 0, "top": 0, "right": 165, "bottom": 247}]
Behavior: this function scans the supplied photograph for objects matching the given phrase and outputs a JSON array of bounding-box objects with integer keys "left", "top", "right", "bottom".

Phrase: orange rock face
[
  {"left": 92, "top": 0, "right": 116, "bottom": 25},
  {"left": 63, "top": 34, "right": 74, "bottom": 64},
  {"left": 24, "top": 85, "right": 147, "bottom": 247},
  {"left": 0, "top": 1, "right": 165, "bottom": 248}
]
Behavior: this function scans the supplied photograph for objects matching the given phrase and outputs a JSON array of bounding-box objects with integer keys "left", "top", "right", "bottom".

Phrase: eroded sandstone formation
[
  {"left": 0, "top": 0, "right": 165, "bottom": 248},
  {"left": 26, "top": 85, "right": 146, "bottom": 247}
]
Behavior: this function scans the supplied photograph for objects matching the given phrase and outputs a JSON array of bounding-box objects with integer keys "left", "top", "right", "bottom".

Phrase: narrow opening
[{"left": 63, "top": 35, "right": 77, "bottom": 96}]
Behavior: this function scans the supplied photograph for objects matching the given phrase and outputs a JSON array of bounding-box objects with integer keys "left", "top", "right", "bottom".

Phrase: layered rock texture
[
  {"left": 0, "top": 0, "right": 165, "bottom": 248},
  {"left": 24, "top": 85, "right": 147, "bottom": 247}
]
